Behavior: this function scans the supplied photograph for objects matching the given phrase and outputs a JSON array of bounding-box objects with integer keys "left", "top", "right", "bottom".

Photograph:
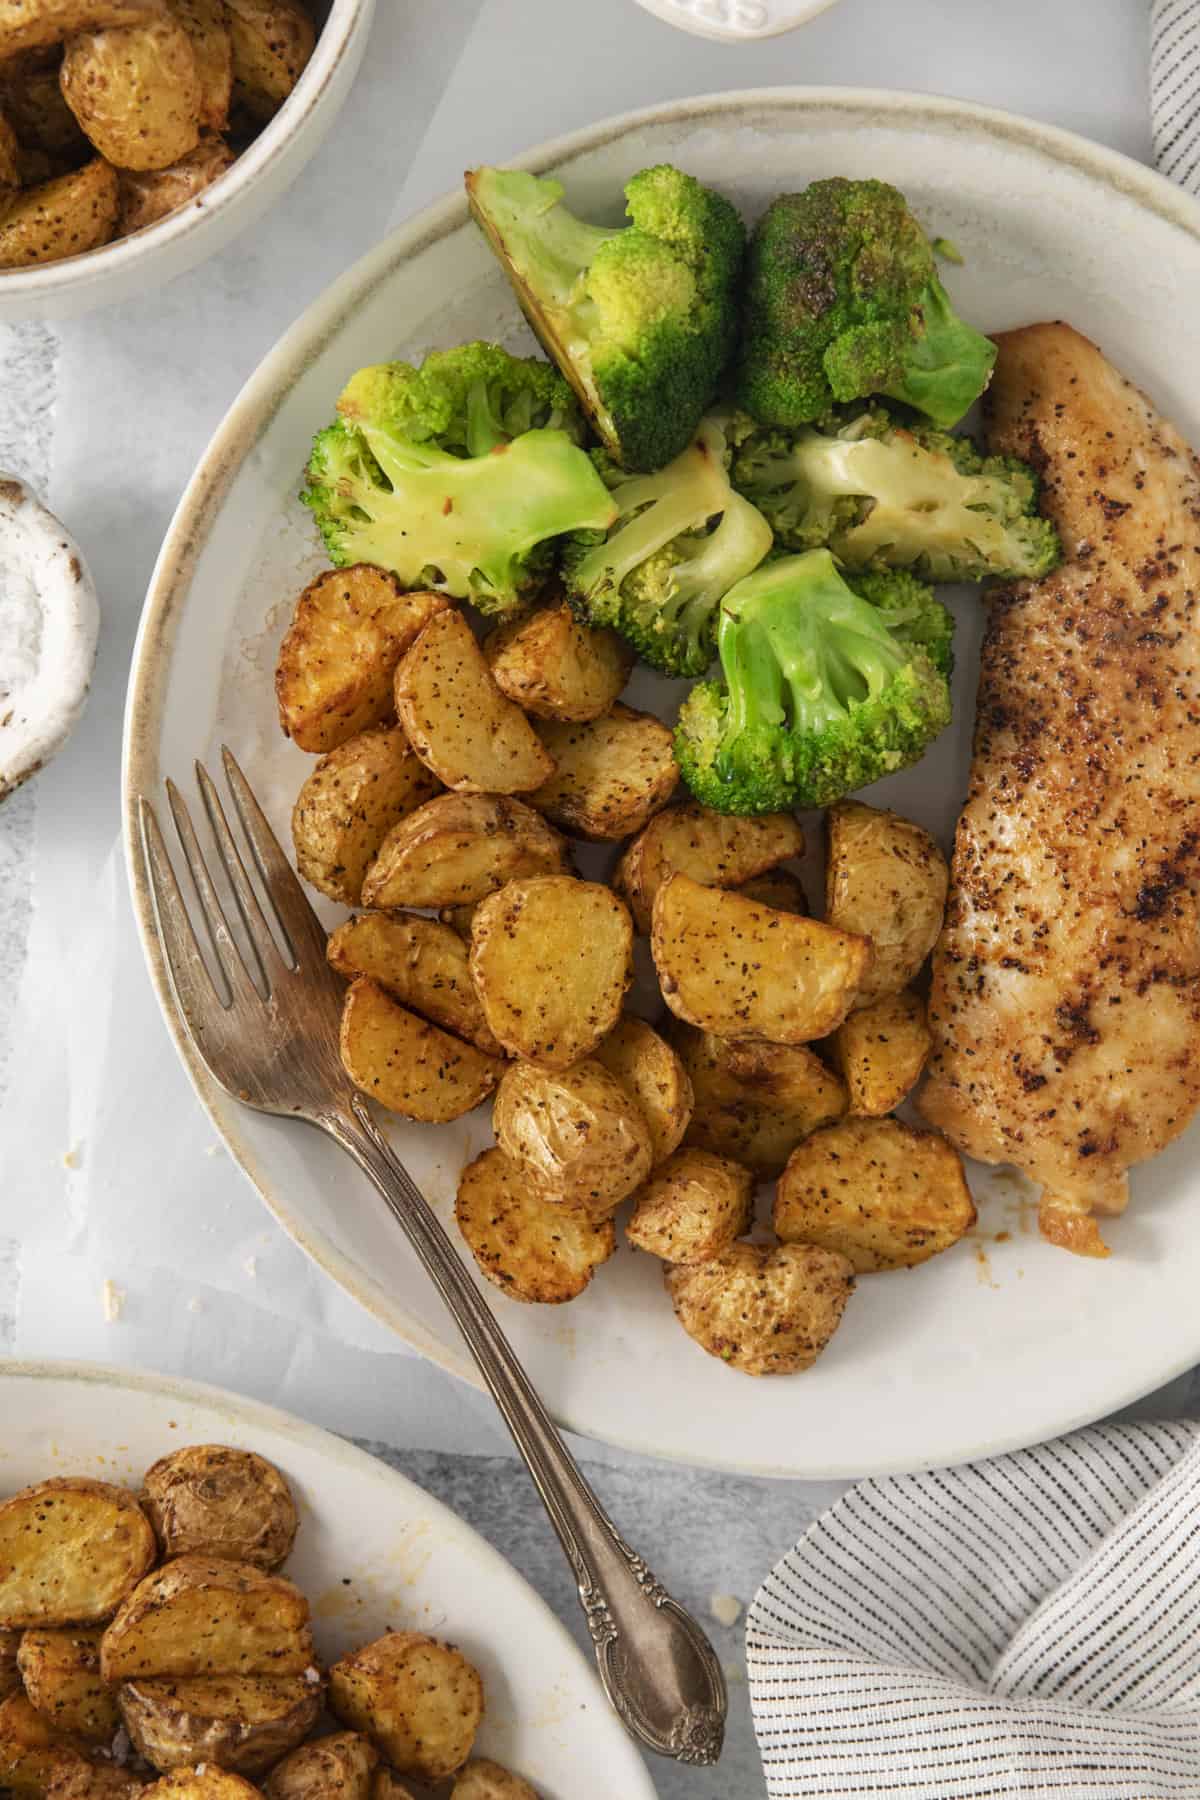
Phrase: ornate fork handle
[{"left": 325, "top": 1097, "right": 726, "bottom": 1768}]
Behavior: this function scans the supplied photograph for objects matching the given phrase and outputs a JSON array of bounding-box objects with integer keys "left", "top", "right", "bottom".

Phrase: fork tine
[
  {"left": 220, "top": 746, "right": 328, "bottom": 969},
  {"left": 195, "top": 761, "right": 288, "bottom": 993},
  {"left": 139, "top": 797, "right": 227, "bottom": 1025},
  {"left": 166, "top": 778, "right": 265, "bottom": 1004}
]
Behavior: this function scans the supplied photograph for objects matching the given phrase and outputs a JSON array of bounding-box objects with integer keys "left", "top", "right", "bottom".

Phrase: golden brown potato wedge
[
  {"left": 0, "top": 1692, "right": 89, "bottom": 1796},
  {"left": 142, "top": 1769, "right": 263, "bottom": 1800},
  {"left": 224, "top": 0, "right": 313, "bottom": 121},
  {"left": 275, "top": 572, "right": 447, "bottom": 755},
  {"left": 140, "top": 1446, "right": 298, "bottom": 1571},
  {"left": 60, "top": 16, "right": 201, "bottom": 172},
  {"left": 340, "top": 978, "right": 502, "bottom": 1123},
  {"left": 329, "top": 1631, "right": 483, "bottom": 1784},
  {"left": 470, "top": 876, "right": 631, "bottom": 1070},
  {"left": 0, "top": 158, "right": 118, "bottom": 267},
  {"left": 99, "top": 1556, "right": 313, "bottom": 1684},
  {"left": 775, "top": 1116, "right": 976, "bottom": 1273},
  {"left": 170, "top": 0, "right": 230, "bottom": 130},
  {"left": 527, "top": 704, "right": 678, "bottom": 840},
  {"left": 735, "top": 867, "right": 808, "bottom": 915},
  {"left": 592, "top": 1015, "right": 692, "bottom": 1163},
  {"left": 0, "top": 50, "right": 87, "bottom": 159},
  {"left": 652, "top": 875, "right": 870, "bottom": 1044},
  {"left": 395, "top": 609, "right": 553, "bottom": 795},
  {"left": 626, "top": 1148, "right": 752, "bottom": 1265},
  {"left": 665, "top": 1242, "right": 854, "bottom": 1376},
  {"left": 48, "top": 1763, "right": 148, "bottom": 1800},
  {"left": 361, "top": 793, "right": 569, "bottom": 912},
  {"left": 0, "top": 1628, "right": 20, "bottom": 1700},
  {"left": 493, "top": 1059, "right": 653, "bottom": 1216},
  {"left": 452, "top": 1764, "right": 537, "bottom": 1800},
  {"left": 292, "top": 726, "right": 441, "bottom": 906},
  {"left": 0, "top": 0, "right": 160, "bottom": 58},
  {"left": 828, "top": 988, "right": 932, "bottom": 1117},
  {"left": 614, "top": 803, "right": 804, "bottom": 934},
  {"left": 669, "top": 1024, "right": 847, "bottom": 1175},
  {"left": 262, "top": 1732, "right": 378, "bottom": 1800},
  {"left": 825, "top": 801, "right": 949, "bottom": 1008},
  {"left": 0, "top": 1478, "right": 155, "bottom": 1629},
  {"left": 119, "top": 1674, "right": 321, "bottom": 1775},
  {"left": 116, "top": 137, "right": 233, "bottom": 235},
  {"left": 484, "top": 603, "right": 630, "bottom": 722},
  {"left": 17, "top": 1629, "right": 116, "bottom": 1742},
  {"left": 327, "top": 912, "right": 502, "bottom": 1056},
  {"left": 455, "top": 1148, "right": 615, "bottom": 1305}
]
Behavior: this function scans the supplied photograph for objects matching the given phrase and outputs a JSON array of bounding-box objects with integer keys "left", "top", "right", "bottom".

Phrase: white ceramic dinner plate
[
  {"left": 124, "top": 89, "right": 1200, "bottom": 1479},
  {"left": 0, "top": 1360, "right": 655, "bottom": 1799}
]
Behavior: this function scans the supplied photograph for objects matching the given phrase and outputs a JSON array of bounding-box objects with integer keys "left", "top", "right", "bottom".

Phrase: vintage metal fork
[{"left": 136, "top": 747, "right": 726, "bottom": 1769}]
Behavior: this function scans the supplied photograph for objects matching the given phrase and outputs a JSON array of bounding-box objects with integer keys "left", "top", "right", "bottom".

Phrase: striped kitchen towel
[
  {"left": 746, "top": 1420, "right": 1200, "bottom": 1798},
  {"left": 1153, "top": 0, "right": 1200, "bottom": 191}
]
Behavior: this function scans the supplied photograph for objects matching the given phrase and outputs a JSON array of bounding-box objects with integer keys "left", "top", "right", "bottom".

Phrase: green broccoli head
[
  {"left": 466, "top": 163, "right": 745, "bottom": 471},
  {"left": 730, "top": 405, "right": 1061, "bottom": 583},
  {"left": 736, "top": 178, "right": 997, "bottom": 431},
  {"left": 675, "top": 548, "right": 953, "bottom": 815},
  {"left": 561, "top": 415, "right": 774, "bottom": 677},
  {"left": 301, "top": 343, "right": 616, "bottom": 617}
]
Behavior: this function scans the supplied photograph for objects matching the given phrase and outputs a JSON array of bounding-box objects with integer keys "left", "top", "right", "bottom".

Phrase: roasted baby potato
[
  {"left": 484, "top": 603, "right": 630, "bottom": 722},
  {"left": 452, "top": 1764, "right": 538, "bottom": 1800},
  {"left": 0, "top": 158, "right": 118, "bottom": 267},
  {"left": 735, "top": 867, "right": 808, "bottom": 914},
  {"left": 455, "top": 1148, "right": 615, "bottom": 1305},
  {"left": 119, "top": 1674, "right": 321, "bottom": 1775},
  {"left": 615, "top": 803, "right": 804, "bottom": 934},
  {"left": 140, "top": 1445, "right": 298, "bottom": 1572},
  {"left": 116, "top": 137, "right": 233, "bottom": 235},
  {"left": 825, "top": 801, "right": 949, "bottom": 1008},
  {"left": 828, "top": 988, "right": 932, "bottom": 1117},
  {"left": 0, "top": 0, "right": 160, "bottom": 58},
  {"left": 262, "top": 1731, "right": 378, "bottom": 1800},
  {"left": 528, "top": 704, "right": 678, "bottom": 839},
  {"left": 626, "top": 1148, "right": 752, "bottom": 1265},
  {"left": 395, "top": 609, "right": 553, "bottom": 795},
  {"left": 0, "top": 1691, "right": 88, "bottom": 1796},
  {"left": 170, "top": 0, "right": 231, "bottom": 131},
  {"left": 99, "top": 1555, "right": 313, "bottom": 1683},
  {"left": 328, "top": 1631, "right": 483, "bottom": 1784},
  {"left": 328, "top": 912, "right": 502, "bottom": 1055},
  {"left": 0, "top": 1629, "right": 21, "bottom": 1701},
  {"left": 17, "top": 1629, "right": 116, "bottom": 1742},
  {"left": 292, "top": 726, "right": 441, "bottom": 906},
  {"left": 493, "top": 1059, "right": 653, "bottom": 1216},
  {"left": 670, "top": 1024, "right": 847, "bottom": 1175},
  {"left": 652, "top": 875, "right": 871, "bottom": 1044},
  {"left": 470, "top": 876, "right": 631, "bottom": 1069},
  {"left": 0, "top": 1478, "right": 155, "bottom": 1629},
  {"left": 592, "top": 1015, "right": 692, "bottom": 1163},
  {"left": 665, "top": 1242, "right": 855, "bottom": 1376},
  {"left": 275, "top": 572, "right": 447, "bottom": 755},
  {"left": 142, "top": 1768, "right": 262, "bottom": 1800},
  {"left": 361, "top": 793, "right": 569, "bottom": 912},
  {"left": 775, "top": 1117, "right": 976, "bottom": 1272},
  {"left": 339, "top": 978, "right": 503, "bottom": 1123},
  {"left": 48, "top": 1763, "right": 148, "bottom": 1800},
  {"left": 224, "top": 0, "right": 314, "bottom": 121},
  {"left": 60, "top": 16, "right": 201, "bottom": 172}
]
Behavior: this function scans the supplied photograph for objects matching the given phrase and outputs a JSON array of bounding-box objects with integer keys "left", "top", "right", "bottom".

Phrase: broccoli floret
[
  {"left": 561, "top": 416, "right": 774, "bottom": 677},
  {"left": 736, "top": 178, "right": 996, "bottom": 430},
  {"left": 301, "top": 343, "right": 616, "bottom": 617},
  {"left": 466, "top": 163, "right": 744, "bottom": 471},
  {"left": 675, "top": 549, "right": 953, "bottom": 814},
  {"left": 730, "top": 406, "right": 1061, "bottom": 582}
]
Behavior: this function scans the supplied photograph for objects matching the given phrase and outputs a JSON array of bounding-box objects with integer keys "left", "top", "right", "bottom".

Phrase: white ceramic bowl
[
  {"left": 630, "top": 0, "right": 841, "bottom": 41},
  {"left": 0, "top": 0, "right": 375, "bottom": 323}
]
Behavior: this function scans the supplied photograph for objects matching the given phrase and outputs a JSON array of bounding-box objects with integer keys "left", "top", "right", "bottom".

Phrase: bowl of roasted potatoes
[{"left": 0, "top": 0, "right": 374, "bottom": 318}]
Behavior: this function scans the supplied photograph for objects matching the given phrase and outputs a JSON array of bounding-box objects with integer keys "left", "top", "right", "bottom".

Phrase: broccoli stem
[{"left": 880, "top": 275, "right": 997, "bottom": 428}]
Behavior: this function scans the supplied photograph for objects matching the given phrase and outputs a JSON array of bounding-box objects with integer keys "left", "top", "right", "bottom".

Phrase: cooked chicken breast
[{"left": 920, "top": 322, "right": 1200, "bottom": 1256}]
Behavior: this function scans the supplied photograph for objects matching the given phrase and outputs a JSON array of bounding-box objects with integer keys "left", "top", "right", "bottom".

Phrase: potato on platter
[
  {"left": 626, "top": 1148, "right": 752, "bottom": 1265},
  {"left": 116, "top": 136, "right": 233, "bottom": 235},
  {"left": 327, "top": 912, "right": 501, "bottom": 1056},
  {"left": 0, "top": 1478, "right": 155, "bottom": 1629},
  {"left": 455, "top": 1148, "right": 615, "bottom": 1305},
  {"left": 0, "top": 1692, "right": 88, "bottom": 1796},
  {"left": 493, "top": 1059, "right": 653, "bottom": 1216},
  {"left": 670, "top": 1024, "right": 846, "bottom": 1175},
  {"left": 666, "top": 1242, "right": 854, "bottom": 1376},
  {"left": 0, "top": 1628, "right": 21, "bottom": 1700},
  {"left": 17, "top": 1629, "right": 116, "bottom": 1742},
  {"left": 224, "top": 0, "right": 314, "bottom": 121},
  {"left": 0, "top": 158, "right": 118, "bottom": 267},
  {"left": 142, "top": 1768, "right": 263, "bottom": 1800},
  {"left": 339, "top": 977, "right": 502, "bottom": 1123},
  {"left": 60, "top": 16, "right": 201, "bottom": 172},
  {"left": 775, "top": 1117, "right": 975, "bottom": 1273},
  {"left": 527, "top": 704, "right": 678, "bottom": 840},
  {"left": 328, "top": 1631, "right": 483, "bottom": 1784},
  {"left": 828, "top": 988, "right": 932, "bottom": 1117},
  {"left": 0, "top": 0, "right": 160, "bottom": 58},
  {"left": 262, "top": 1731, "right": 378, "bottom": 1800},
  {"left": 361, "top": 793, "right": 569, "bottom": 912},
  {"left": 48, "top": 1764, "right": 149, "bottom": 1800},
  {"left": 825, "top": 800, "right": 949, "bottom": 1008},
  {"left": 452, "top": 1763, "right": 538, "bottom": 1800},
  {"left": 99, "top": 1555, "right": 313, "bottom": 1683},
  {"left": 652, "top": 875, "right": 870, "bottom": 1044},
  {"left": 292, "top": 726, "right": 441, "bottom": 906},
  {"left": 394, "top": 609, "right": 553, "bottom": 795},
  {"left": 119, "top": 1674, "right": 321, "bottom": 1775},
  {"left": 735, "top": 867, "right": 808, "bottom": 915},
  {"left": 140, "top": 1445, "right": 298, "bottom": 1572},
  {"left": 169, "top": 0, "right": 231, "bottom": 131},
  {"left": 614, "top": 803, "right": 804, "bottom": 934},
  {"left": 275, "top": 571, "right": 447, "bottom": 755},
  {"left": 484, "top": 603, "right": 631, "bottom": 722},
  {"left": 591, "top": 1015, "right": 692, "bottom": 1163},
  {"left": 469, "top": 876, "right": 631, "bottom": 1069}
]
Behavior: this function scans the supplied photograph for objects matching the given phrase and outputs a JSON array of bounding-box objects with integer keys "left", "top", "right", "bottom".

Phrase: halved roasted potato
[
  {"left": 669, "top": 1024, "right": 846, "bottom": 1175},
  {"left": 528, "top": 704, "right": 678, "bottom": 839},
  {"left": 261, "top": 1731, "right": 378, "bottom": 1800},
  {"left": 339, "top": 978, "right": 502, "bottom": 1123},
  {"left": 470, "top": 876, "right": 631, "bottom": 1069},
  {"left": 361, "top": 793, "right": 569, "bottom": 912},
  {"left": 825, "top": 801, "right": 949, "bottom": 1008},
  {"left": 139, "top": 1446, "right": 297, "bottom": 1572},
  {"left": 775, "top": 1117, "right": 976, "bottom": 1273},
  {"left": 119, "top": 1674, "right": 321, "bottom": 1775},
  {"left": 665, "top": 1242, "right": 855, "bottom": 1376},
  {"left": 142, "top": 1768, "right": 262, "bottom": 1800},
  {"left": 170, "top": 0, "right": 231, "bottom": 131},
  {"left": 99, "top": 1556, "right": 313, "bottom": 1683},
  {"left": 592, "top": 1015, "right": 692, "bottom": 1164},
  {"left": 292, "top": 726, "right": 441, "bottom": 906},
  {"left": 0, "top": 158, "right": 118, "bottom": 268},
  {"left": 484, "top": 603, "right": 630, "bottom": 722},
  {"left": 18, "top": 1629, "right": 116, "bottom": 1742},
  {"left": 327, "top": 912, "right": 502, "bottom": 1055},
  {"left": 0, "top": 1629, "right": 21, "bottom": 1700},
  {"left": 626, "top": 1148, "right": 752, "bottom": 1265},
  {"left": 828, "top": 988, "right": 932, "bottom": 1117},
  {"left": 0, "top": 1692, "right": 88, "bottom": 1796},
  {"left": 452, "top": 1764, "right": 538, "bottom": 1800},
  {"left": 493, "top": 1059, "right": 653, "bottom": 1216},
  {"left": 652, "top": 875, "right": 871, "bottom": 1044},
  {"left": 735, "top": 867, "right": 808, "bottom": 915},
  {"left": 455, "top": 1148, "right": 615, "bottom": 1305},
  {"left": 0, "top": 1478, "right": 155, "bottom": 1629},
  {"left": 224, "top": 0, "right": 314, "bottom": 121},
  {"left": 615, "top": 804, "right": 804, "bottom": 933},
  {"left": 395, "top": 609, "right": 553, "bottom": 795},
  {"left": 48, "top": 1763, "right": 148, "bottom": 1800},
  {"left": 116, "top": 138, "right": 233, "bottom": 236},
  {"left": 0, "top": 0, "right": 159, "bottom": 58},
  {"left": 328, "top": 1631, "right": 483, "bottom": 1784},
  {"left": 60, "top": 16, "right": 201, "bottom": 172}
]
